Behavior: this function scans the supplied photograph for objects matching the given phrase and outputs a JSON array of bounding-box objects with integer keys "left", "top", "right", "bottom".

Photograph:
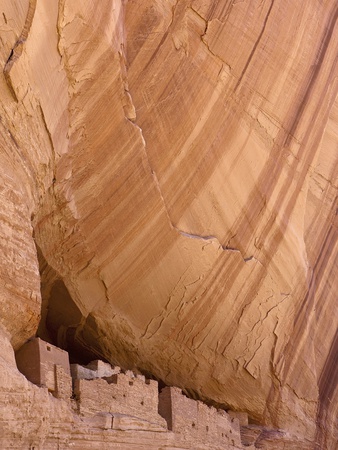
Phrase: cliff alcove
[{"left": 35, "top": 246, "right": 101, "bottom": 365}]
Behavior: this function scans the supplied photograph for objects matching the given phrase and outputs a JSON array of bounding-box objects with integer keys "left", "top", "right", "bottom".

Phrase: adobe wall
[
  {"left": 74, "top": 372, "right": 167, "bottom": 428},
  {"left": 15, "top": 338, "right": 247, "bottom": 448},
  {"left": 15, "top": 338, "right": 41, "bottom": 386},
  {"left": 15, "top": 338, "right": 70, "bottom": 394},
  {"left": 159, "top": 386, "right": 242, "bottom": 448},
  {"left": 55, "top": 365, "right": 73, "bottom": 401},
  {"left": 37, "top": 339, "right": 70, "bottom": 391}
]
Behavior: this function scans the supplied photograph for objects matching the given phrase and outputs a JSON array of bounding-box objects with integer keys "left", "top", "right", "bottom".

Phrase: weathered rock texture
[{"left": 0, "top": 0, "right": 337, "bottom": 448}]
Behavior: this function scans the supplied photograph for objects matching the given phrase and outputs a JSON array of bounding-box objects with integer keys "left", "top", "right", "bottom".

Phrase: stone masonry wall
[
  {"left": 74, "top": 373, "right": 167, "bottom": 428},
  {"left": 14, "top": 337, "right": 248, "bottom": 448},
  {"left": 15, "top": 338, "right": 70, "bottom": 393},
  {"left": 55, "top": 365, "right": 72, "bottom": 402},
  {"left": 159, "top": 386, "right": 242, "bottom": 448}
]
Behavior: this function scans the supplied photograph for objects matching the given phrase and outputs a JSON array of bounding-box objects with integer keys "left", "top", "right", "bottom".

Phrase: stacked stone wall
[
  {"left": 159, "top": 386, "right": 242, "bottom": 447},
  {"left": 74, "top": 373, "right": 166, "bottom": 428},
  {"left": 15, "top": 338, "right": 247, "bottom": 447}
]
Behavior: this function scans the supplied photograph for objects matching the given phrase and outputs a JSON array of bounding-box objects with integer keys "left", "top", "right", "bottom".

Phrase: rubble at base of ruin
[{"left": 13, "top": 338, "right": 268, "bottom": 449}]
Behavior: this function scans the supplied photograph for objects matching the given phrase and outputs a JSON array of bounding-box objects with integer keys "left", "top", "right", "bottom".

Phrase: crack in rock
[
  {"left": 119, "top": 45, "right": 136, "bottom": 122},
  {"left": 122, "top": 6, "right": 260, "bottom": 267},
  {"left": 189, "top": 7, "right": 232, "bottom": 72},
  {"left": 126, "top": 113, "right": 261, "bottom": 267},
  {"left": 173, "top": 226, "right": 258, "bottom": 263},
  {"left": 235, "top": 0, "right": 275, "bottom": 90},
  {"left": 3, "top": 0, "right": 37, "bottom": 101}
]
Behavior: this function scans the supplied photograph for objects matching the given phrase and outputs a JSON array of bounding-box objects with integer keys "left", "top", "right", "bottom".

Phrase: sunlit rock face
[{"left": 0, "top": 0, "right": 337, "bottom": 448}]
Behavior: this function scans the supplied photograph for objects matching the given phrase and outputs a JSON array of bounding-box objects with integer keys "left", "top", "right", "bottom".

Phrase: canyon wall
[{"left": 0, "top": 0, "right": 337, "bottom": 448}]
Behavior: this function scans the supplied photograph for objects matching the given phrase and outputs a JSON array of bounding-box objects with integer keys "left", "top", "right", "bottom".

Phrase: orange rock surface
[{"left": 0, "top": 1, "right": 337, "bottom": 448}]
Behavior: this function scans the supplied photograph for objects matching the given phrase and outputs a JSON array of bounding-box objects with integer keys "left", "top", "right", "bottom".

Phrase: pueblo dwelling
[{"left": 15, "top": 337, "right": 258, "bottom": 448}]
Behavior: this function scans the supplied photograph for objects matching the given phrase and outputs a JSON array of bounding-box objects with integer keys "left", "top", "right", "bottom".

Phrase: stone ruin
[
  {"left": 73, "top": 361, "right": 167, "bottom": 430},
  {"left": 159, "top": 386, "right": 243, "bottom": 448},
  {"left": 15, "top": 338, "right": 250, "bottom": 447},
  {"left": 15, "top": 337, "right": 72, "bottom": 401}
]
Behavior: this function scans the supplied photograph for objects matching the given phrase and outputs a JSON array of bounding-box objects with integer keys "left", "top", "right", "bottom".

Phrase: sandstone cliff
[{"left": 0, "top": 0, "right": 337, "bottom": 448}]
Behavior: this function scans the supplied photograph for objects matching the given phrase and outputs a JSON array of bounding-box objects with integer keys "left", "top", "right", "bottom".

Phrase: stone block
[
  {"left": 111, "top": 413, "right": 166, "bottom": 432},
  {"left": 15, "top": 338, "right": 70, "bottom": 392}
]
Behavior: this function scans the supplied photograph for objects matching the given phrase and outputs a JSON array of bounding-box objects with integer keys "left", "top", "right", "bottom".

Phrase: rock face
[{"left": 0, "top": 0, "right": 337, "bottom": 448}]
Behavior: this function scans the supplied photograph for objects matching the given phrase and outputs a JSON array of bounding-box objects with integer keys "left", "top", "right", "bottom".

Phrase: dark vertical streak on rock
[
  {"left": 3, "top": 0, "right": 37, "bottom": 101},
  {"left": 170, "top": 14, "right": 338, "bottom": 406},
  {"left": 268, "top": 197, "right": 338, "bottom": 441},
  {"left": 227, "top": 3, "right": 338, "bottom": 262},
  {"left": 295, "top": 206, "right": 337, "bottom": 326},
  {"left": 315, "top": 328, "right": 338, "bottom": 450},
  {"left": 235, "top": 0, "right": 275, "bottom": 91},
  {"left": 284, "top": 6, "right": 338, "bottom": 147},
  {"left": 280, "top": 197, "right": 338, "bottom": 372},
  {"left": 205, "top": 0, "right": 233, "bottom": 22},
  {"left": 142, "top": 1, "right": 178, "bottom": 73}
]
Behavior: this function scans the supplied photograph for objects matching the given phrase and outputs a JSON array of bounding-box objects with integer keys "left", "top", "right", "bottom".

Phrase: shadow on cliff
[{"left": 35, "top": 244, "right": 102, "bottom": 365}]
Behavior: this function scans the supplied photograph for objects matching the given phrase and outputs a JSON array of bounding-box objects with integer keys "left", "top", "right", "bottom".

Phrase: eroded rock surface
[{"left": 0, "top": 0, "right": 337, "bottom": 448}]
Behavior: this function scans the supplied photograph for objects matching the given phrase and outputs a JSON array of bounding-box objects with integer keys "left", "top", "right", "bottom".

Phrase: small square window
[{"left": 47, "top": 346, "right": 51, "bottom": 352}]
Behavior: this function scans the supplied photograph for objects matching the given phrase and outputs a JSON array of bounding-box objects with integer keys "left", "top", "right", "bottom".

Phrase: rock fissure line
[
  {"left": 222, "top": 292, "right": 282, "bottom": 355},
  {"left": 235, "top": 0, "right": 275, "bottom": 90},
  {"left": 244, "top": 337, "right": 267, "bottom": 376},
  {"left": 244, "top": 294, "right": 291, "bottom": 365},
  {"left": 119, "top": 34, "right": 183, "bottom": 237},
  {"left": 121, "top": 11, "right": 247, "bottom": 264},
  {"left": 284, "top": 4, "right": 338, "bottom": 148},
  {"left": 56, "top": 0, "right": 66, "bottom": 61},
  {"left": 245, "top": 295, "right": 274, "bottom": 337},
  {"left": 3, "top": 0, "right": 37, "bottom": 101},
  {"left": 140, "top": 263, "right": 196, "bottom": 339},
  {"left": 127, "top": 110, "right": 262, "bottom": 268},
  {"left": 189, "top": 6, "right": 232, "bottom": 71},
  {"left": 142, "top": 0, "right": 179, "bottom": 73},
  {"left": 122, "top": 82, "right": 178, "bottom": 233},
  {"left": 173, "top": 226, "right": 259, "bottom": 264}
]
